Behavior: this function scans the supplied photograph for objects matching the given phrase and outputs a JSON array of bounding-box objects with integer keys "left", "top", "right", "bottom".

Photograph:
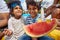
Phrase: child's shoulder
[
  {"left": 22, "top": 14, "right": 30, "bottom": 19},
  {"left": 8, "top": 17, "right": 14, "bottom": 22}
]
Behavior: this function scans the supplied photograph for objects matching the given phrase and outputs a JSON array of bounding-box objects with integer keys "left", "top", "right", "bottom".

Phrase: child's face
[
  {"left": 28, "top": 5, "right": 38, "bottom": 18},
  {"left": 52, "top": 8, "right": 60, "bottom": 19},
  {"left": 12, "top": 5, "right": 22, "bottom": 18}
]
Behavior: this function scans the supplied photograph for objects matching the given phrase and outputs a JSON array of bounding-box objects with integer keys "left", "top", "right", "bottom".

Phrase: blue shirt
[{"left": 25, "top": 14, "right": 41, "bottom": 25}]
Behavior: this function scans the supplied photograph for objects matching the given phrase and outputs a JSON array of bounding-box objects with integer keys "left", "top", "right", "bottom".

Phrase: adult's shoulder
[{"left": 0, "top": 0, "right": 10, "bottom": 13}]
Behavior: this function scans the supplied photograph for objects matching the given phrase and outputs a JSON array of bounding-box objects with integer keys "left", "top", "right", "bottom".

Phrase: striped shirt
[{"left": 25, "top": 14, "right": 41, "bottom": 25}]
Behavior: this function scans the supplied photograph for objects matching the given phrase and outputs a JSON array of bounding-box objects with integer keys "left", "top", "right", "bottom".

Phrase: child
[
  {"left": 18, "top": 1, "right": 54, "bottom": 40},
  {"left": 52, "top": 6, "right": 60, "bottom": 28},
  {"left": 3, "top": 1, "right": 25, "bottom": 40},
  {"left": 48, "top": 5, "right": 60, "bottom": 40}
]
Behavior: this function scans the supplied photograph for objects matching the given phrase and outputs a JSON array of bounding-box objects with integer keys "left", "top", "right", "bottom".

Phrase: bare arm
[
  {"left": 0, "top": 13, "right": 9, "bottom": 39},
  {"left": 0, "top": 13, "right": 9, "bottom": 28},
  {"left": 0, "top": 32, "right": 4, "bottom": 39},
  {"left": 45, "top": 0, "right": 59, "bottom": 17},
  {"left": 0, "top": 0, "right": 10, "bottom": 27}
]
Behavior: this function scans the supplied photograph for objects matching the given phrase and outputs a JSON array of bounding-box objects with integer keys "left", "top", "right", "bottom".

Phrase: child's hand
[{"left": 3, "top": 29, "right": 13, "bottom": 36}]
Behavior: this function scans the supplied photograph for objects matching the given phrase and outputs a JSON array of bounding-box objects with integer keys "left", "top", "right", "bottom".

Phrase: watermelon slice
[{"left": 23, "top": 19, "right": 57, "bottom": 37}]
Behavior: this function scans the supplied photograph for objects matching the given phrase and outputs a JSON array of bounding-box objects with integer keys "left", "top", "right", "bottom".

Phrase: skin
[
  {"left": 0, "top": 0, "right": 10, "bottom": 39},
  {"left": 28, "top": 5, "right": 39, "bottom": 40},
  {"left": 52, "top": 8, "right": 60, "bottom": 19},
  {"left": 0, "top": 13, "right": 9, "bottom": 39},
  {"left": 52, "top": 8, "right": 60, "bottom": 30},
  {"left": 45, "top": 0, "right": 59, "bottom": 17},
  {"left": 0, "top": 32, "right": 4, "bottom": 39},
  {"left": 28, "top": 5, "right": 38, "bottom": 18},
  {"left": 3, "top": 5, "right": 23, "bottom": 36},
  {"left": 12, "top": 5, "right": 23, "bottom": 19},
  {"left": 0, "top": 13, "right": 9, "bottom": 27}
]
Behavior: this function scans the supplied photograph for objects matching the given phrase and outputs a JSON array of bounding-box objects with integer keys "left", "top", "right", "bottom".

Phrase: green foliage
[{"left": 4, "top": 0, "right": 8, "bottom": 2}]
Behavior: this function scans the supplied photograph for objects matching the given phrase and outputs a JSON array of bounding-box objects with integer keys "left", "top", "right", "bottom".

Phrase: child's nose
[{"left": 30, "top": 9, "right": 34, "bottom": 12}]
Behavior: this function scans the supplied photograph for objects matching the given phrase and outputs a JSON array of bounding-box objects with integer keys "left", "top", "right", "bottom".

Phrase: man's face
[{"left": 28, "top": 5, "right": 38, "bottom": 18}]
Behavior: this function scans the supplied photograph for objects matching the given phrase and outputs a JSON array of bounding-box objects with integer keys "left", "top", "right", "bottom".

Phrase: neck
[
  {"left": 31, "top": 14, "right": 37, "bottom": 19},
  {"left": 14, "top": 16, "right": 21, "bottom": 19}
]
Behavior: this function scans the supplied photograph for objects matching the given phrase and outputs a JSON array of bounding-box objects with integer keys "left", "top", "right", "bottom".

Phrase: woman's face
[
  {"left": 28, "top": 5, "right": 38, "bottom": 18},
  {"left": 12, "top": 5, "right": 22, "bottom": 18}
]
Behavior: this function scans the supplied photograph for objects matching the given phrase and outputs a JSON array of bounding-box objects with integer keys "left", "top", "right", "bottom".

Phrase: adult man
[{"left": 0, "top": 0, "right": 10, "bottom": 39}]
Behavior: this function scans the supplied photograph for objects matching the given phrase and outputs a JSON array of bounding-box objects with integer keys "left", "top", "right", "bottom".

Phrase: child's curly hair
[{"left": 27, "top": 1, "right": 41, "bottom": 10}]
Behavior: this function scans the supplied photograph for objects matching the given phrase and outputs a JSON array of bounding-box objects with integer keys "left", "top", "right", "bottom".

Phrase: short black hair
[{"left": 27, "top": 1, "right": 40, "bottom": 10}]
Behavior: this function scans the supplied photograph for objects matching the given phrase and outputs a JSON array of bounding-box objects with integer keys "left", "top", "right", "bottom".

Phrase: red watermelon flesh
[{"left": 24, "top": 19, "right": 57, "bottom": 37}]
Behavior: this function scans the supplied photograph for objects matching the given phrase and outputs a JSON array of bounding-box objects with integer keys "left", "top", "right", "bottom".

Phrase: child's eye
[
  {"left": 15, "top": 8, "right": 18, "bottom": 9},
  {"left": 19, "top": 8, "right": 21, "bottom": 9},
  {"left": 14, "top": 8, "right": 21, "bottom": 10},
  {"left": 28, "top": 8, "right": 31, "bottom": 10},
  {"left": 34, "top": 8, "right": 37, "bottom": 9},
  {"left": 33, "top": 8, "right": 37, "bottom": 10}
]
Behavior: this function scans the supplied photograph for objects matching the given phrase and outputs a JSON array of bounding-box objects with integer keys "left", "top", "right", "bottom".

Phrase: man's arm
[
  {"left": 0, "top": 13, "right": 9, "bottom": 28},
  {"left": 0, "top": 32, "right": 4, "bottom": 39},
  {"left": 0, "top": 0, "right": 10, "bottom": 27},
  {"left": 0, "top": 0, "right": 10, "bottom": 39},
  {"left": 45, "top": 0, "right": 59, "bottom": 17}
]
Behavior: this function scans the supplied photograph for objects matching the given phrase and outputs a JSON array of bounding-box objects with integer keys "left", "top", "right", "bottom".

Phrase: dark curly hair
[{"left": 27, "top": 1, "right": 41, "bottom": 10}]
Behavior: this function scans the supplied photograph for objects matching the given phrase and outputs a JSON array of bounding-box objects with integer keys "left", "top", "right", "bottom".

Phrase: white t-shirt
[
  {"left": 20, "top": 0, "right": 27, "bottom": 11},
  {"left": 5, "top": 17, "right": 25, "bottom": 40},
  {"left": 41, "top": 0, "right": 54, "bottom": 8},
  {"left": 0, "top": 0, "right": 10, "bottom": 13}
]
